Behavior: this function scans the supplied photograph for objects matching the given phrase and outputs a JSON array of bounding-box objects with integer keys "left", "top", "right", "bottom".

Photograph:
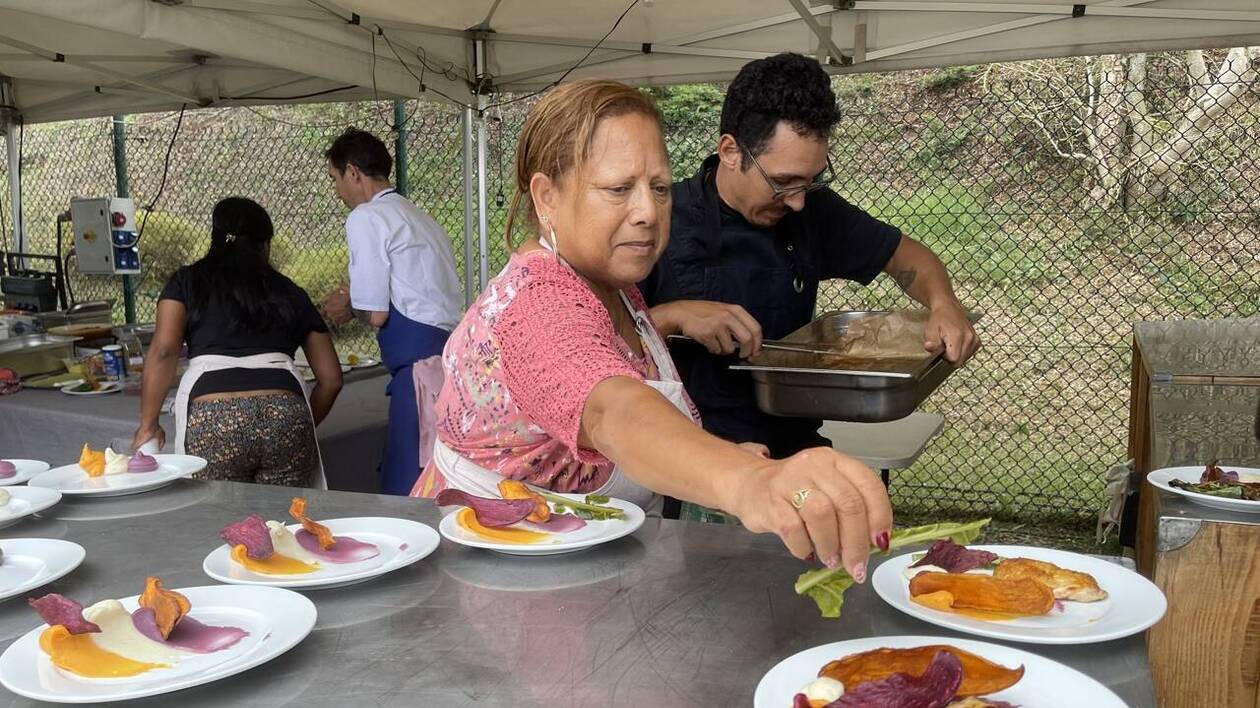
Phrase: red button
[{"left": 111, "top": 212, "right": 127, "bottom": 227}]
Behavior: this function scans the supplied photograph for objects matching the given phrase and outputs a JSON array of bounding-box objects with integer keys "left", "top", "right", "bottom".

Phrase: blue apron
[{"left": 376, "top": 303, "right": 449, "bottom": 495}]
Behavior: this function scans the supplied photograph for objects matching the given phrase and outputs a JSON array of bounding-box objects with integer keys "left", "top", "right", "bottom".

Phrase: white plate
[
  {"left": 29, "top": 455, "right": 207, "bottom": 498},
  {"left": 203, "top": 517, "right": 440, "bottom": 590},
  {"left": 753, "top": 635, "right": 1126, "bottom": 708},
  {"left": 437, "top": 494, "right": 645, "bottom": 556},
  {"left": 0, "top": 487, "right": 63, "bottom": 529},
  {"left": 59, "top": 382, "right": 122, "bottom": 396},
  {"left": 340, "top": 355, "right": 378, "bottom": 369},
  {"left": 0, "top": 539, "right": 86, "bottom": 603},
  {"left": 0, "top": 459, "right": 51, "bottom": 486},
  {"left": 872, "top": 545, "right": 1166, "bottom": 645},
  {"left": 1147, "top": 465, "right": 1260, "bottom": 514},
  {"left": 0, "top": 584, "right": 316, "bottom": 704}
]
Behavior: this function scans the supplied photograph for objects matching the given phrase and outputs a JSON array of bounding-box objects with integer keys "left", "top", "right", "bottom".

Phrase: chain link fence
[{"left": 3, "top": 52, "right": 1258, "bottom": 539}]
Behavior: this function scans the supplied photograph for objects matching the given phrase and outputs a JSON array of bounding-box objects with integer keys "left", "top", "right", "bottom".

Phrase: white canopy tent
[{"left": 3, "top": 0, "right": 1260, "bottom": 290}]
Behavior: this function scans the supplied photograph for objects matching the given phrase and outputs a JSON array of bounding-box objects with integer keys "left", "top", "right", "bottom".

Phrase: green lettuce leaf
[
  {"left": 794, "top": 518, "right": 991, "bottom": 619},
  {"left": 886, "top": 518, "right": 990, "bottom": 551},
  {"left": 795, "top": 568, "right": 856, "bottom": 619}
]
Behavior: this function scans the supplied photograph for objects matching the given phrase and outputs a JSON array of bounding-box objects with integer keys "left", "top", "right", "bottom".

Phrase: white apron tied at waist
[{"left": 173, "top": 352, "right": 327, "bottom": 489}]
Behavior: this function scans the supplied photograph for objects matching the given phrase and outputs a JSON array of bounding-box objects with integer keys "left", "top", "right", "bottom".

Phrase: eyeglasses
[{"left": 741, "top": 144, "right": 835, "bottom": 199}]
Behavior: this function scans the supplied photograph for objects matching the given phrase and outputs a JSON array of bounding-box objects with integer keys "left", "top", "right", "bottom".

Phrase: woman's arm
[
  {"left": 301, "top": 332, "right": 343, "bottom": 425},
  {"left": 580, "top": 376, "right": 892, "bottom": 582},
  {"left": 132, "top": 299, "right": 186, "bottom": 450}
]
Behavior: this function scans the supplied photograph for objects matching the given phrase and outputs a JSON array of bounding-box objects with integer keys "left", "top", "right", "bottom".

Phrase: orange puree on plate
[
  {"left": 39, "top": 625, "right": 164, "bottom": 678},
  {"left": 456, "top": 507, "right": 549, "bottom": 544},
  {"left": 230, "top": 545, "right": 319, "bottom": 575}
]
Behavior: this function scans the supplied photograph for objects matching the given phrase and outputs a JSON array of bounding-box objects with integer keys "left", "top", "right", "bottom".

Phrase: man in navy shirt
[{"left": 641, "top": 53, "right": 979, "bottom": 459}]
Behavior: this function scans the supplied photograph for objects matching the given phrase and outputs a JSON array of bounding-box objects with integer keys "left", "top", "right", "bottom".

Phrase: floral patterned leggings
[{"left": 185, "top": 393, "right": 317, "bottom": 487}]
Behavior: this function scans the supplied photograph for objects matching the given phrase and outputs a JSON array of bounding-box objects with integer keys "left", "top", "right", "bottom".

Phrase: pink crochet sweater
[{"left": 432, "top": 249, "right": 696, "bottom": 493}]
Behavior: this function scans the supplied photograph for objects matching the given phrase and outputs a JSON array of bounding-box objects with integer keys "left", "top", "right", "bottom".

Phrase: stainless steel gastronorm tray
[{"left": 729, "top": 310, "right": 975, "bottom": 422}]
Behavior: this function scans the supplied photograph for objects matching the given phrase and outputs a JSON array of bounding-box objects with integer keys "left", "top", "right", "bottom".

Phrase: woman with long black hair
[{"left": 132, "top": 197, "right": 342, "bottom": 487}]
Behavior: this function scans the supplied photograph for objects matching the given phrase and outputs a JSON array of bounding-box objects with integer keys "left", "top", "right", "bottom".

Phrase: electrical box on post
[{"left": 70, "top": 197, "right": 140, "bottom": 275}]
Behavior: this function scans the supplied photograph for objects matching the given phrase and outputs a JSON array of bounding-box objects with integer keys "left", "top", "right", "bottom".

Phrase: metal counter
[{"left": 0, "top": 481, "right": 1155, "bottom": 707}]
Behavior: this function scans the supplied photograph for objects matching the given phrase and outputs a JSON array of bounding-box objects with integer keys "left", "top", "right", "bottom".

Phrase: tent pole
[
  {"left": 392, "top": 100, "right": 408, "bottom": 198},
  {"left": 2, "top": 78, "right": 21, "bottom": 256},
  {"left": 476, "top": 97, "right": 488, "bottom": 293},
  {"left": 461, "top": 106, "right": 476, "bottom": 306},
  {"left": 475, "top": 37, "right": 489, "bottom": 292}
]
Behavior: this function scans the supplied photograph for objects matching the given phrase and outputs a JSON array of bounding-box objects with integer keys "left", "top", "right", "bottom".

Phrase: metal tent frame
[{"left": 3, "top": 0, "right": 1260, "bottom": 296}]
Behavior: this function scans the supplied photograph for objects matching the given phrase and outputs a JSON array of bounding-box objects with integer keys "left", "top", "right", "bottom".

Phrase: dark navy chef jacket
[{"left": 640, "top": 154, "right": 903, "bottom": 458}]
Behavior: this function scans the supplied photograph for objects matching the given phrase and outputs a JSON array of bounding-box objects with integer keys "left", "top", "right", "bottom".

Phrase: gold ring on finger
[{"left": 790, "top": 488, "right": 813, "bottom": 510}]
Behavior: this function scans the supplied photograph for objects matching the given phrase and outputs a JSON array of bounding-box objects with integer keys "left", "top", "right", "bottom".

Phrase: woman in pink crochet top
[{"left": 416, "top": 80, "right": 891, "bottom": 582}]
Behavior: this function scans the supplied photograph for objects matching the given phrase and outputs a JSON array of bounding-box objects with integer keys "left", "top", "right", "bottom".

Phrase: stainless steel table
[
  {"left": 0, "top": 481, "right": 1156, "bottom": 707},
  {"left": 0, "top": 369, "right": 389, "bottom": 493}
]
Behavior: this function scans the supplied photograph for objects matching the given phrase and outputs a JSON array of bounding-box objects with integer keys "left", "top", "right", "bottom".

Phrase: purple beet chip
[
  {"left": 219, "top": 514, "right": 274, "bottom": 560},
  {"left": 911, "top": 540, "right": 999, "bottom": 574},
  {"left": 29, "top": 594, "right": 101, "bottom": 634},
  {"left": 435, "top": 489, "right": 536, "bottom": 527},
  {"left": 833, "top": 651, "right": 964, "bottom": 708}
]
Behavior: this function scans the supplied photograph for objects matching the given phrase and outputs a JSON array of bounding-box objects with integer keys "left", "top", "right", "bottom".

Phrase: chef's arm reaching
[
  {"left": 882, "top": 234, "right": 980, "bottom": 365},
  {"left": 649, "top": 300, "right": 763, "bottom": 359}
]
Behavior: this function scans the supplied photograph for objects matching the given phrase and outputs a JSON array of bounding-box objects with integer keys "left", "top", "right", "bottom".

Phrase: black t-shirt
[
  {"left": 159, "top": 266, "right": 329, "bottom": 398},
  {"left": 641, "top": 155, "right": 902, "bottom": 456}
]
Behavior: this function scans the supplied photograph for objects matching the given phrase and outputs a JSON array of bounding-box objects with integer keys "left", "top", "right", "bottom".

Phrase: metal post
[
  {"left": 392, "top": 100, "right": 408, "bottom": 198},
  {"left": 113, "top": 114, "right": 136, "bottom": 324},
  {"left": 2, "top": 78, "right": 21, "bottom": 256},
  {"left": 461, "top": 107, "right": 476, "bottom": 306},
  {"left": 476, "top": 98, "right": 489, "bottom": 291},
  {"left": 474, "top": 37, "right": 490, "bottom": 291}
]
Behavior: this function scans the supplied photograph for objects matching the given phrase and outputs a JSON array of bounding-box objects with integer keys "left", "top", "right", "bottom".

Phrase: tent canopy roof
[{"left": 2, "top": 0, "right": 1260, "bottom": 124}]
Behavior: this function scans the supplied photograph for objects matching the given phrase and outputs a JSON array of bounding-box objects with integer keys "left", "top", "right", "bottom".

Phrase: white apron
[
  {"left": 433, "top": 290, "right": 696, "bottom": 516},
  {"left": 173, "top": 352, "right": 328, "bottom": 490}
]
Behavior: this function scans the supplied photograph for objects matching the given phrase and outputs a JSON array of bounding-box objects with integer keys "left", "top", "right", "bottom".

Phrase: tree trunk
[
  {"left": 1128, "top": 47, "right": 1259, "bottom": 203},
  {"left": 1087, "top": 55, "right": 1142, "bottom": 207}
]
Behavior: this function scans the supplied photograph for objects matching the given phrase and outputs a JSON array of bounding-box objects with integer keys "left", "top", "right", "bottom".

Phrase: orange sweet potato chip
[
  {"left": 289, "top": 497, "right": 334, "bottom": 550},
  {"left": 819, "top": 645, "right": 1025, "bottom": 697},
  {"left": 78, "top": 444, "right": 106, "bottom": 478},
  {"left": 138, "top": 577, "right": 190, "bottom": 639},
  {"left": 497, "top": 479, "right": 550, "bottom": 523},
  {"left": 909, "top": 572, "right": 1055, "bottom": 616}
]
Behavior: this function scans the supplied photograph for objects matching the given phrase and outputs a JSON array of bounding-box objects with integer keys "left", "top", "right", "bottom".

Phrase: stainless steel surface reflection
[{"left": 0, "top": 481, "right": 1155, "bottom": 707}]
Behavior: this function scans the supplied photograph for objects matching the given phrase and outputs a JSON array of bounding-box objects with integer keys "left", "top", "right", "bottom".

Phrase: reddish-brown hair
[{"left": 504, "top": 79, "right": 663, "bottom": 249}]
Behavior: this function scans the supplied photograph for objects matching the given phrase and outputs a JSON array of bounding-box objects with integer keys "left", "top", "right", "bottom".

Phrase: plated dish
[
  {"left": 436, "top": 482, "right": 644, "bottom": 556},
  {"left": 755, "top": 635, "right": 1127, "bottom": 707},
  {"left": 872, "top": 542, "right": 1166, "bottom": 644}
]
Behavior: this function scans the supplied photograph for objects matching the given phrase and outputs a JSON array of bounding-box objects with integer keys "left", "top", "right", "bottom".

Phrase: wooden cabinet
[
  {"left": 1147, "top": 498, "right": 1260, "bottom": 707},
  {"left": 1126, "top": 319, "right": 1260, "bottom": 707}
]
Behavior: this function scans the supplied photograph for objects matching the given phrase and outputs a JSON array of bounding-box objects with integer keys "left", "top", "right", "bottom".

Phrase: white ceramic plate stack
[
  {"left": 0, "top": 459, "right": 51, "bottom": 487},
  {"left": 754, "top": 635, "right": 1128, "bottom": 708},
  {"left": 0, "top": 539, "right": 86, "bottom": 602},
  {"left": 871, "top": 544, "right": 1167, "bottom": 644},
  {"left": 203, "top": 517, "right": 440, "bottom": 590},
  {"left": 0, "top": 584, "right": 317, "bottom": 703},
  {"left": 437, "top": 493, "right": 646, "bottom": 556},
  {"left": 0, "top": 487, "right": 63, "bottom": 529},
  {"left": 1147, "top": 465, "right": 1260, "bottom": 514},
  {"left": 29, "top": 455, "right": 207, "bottom": 498}
]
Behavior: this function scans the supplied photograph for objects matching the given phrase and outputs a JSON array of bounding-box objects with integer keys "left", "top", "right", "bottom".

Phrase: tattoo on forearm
[{"left": 894, "top": 269, "right": 917, "bottom": 291}]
